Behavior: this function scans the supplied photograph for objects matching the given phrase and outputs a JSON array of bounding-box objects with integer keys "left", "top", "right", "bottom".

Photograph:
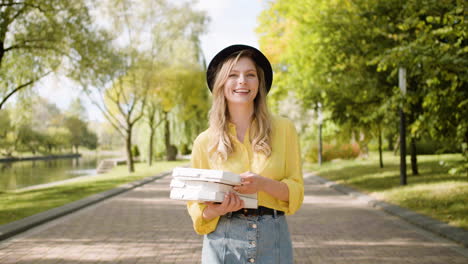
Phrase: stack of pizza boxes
[{"left": 170, "top": 167, "right": 258, "bottom": 208}]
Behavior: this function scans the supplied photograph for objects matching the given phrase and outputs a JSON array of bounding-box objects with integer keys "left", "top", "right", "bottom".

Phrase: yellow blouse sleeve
[
  {"left": 186, "top": 135, "right": 220, "bottom": 235},
  {"left": 278, "top": 120, "right": 304, "bottom": 215}
]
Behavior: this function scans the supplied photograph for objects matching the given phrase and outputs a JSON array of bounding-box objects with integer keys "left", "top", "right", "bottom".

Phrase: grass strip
[
  {"left": 305, "top": 152, "right": 467, "bottom": 230},
  {"left": 0, "top": 160, "right": 188, "bottom": 225}
]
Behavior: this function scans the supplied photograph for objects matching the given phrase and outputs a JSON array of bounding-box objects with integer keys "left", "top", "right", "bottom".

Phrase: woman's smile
[
  {"left": 224, "top": 57, "right": 259, "bottom": 105},
  {"left": 233, "top": 88, "right": 251, "bottom": 94}
]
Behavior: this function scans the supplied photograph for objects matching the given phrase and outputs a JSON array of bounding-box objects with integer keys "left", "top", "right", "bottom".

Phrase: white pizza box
[
  {"left": 170, "top": 179, "right": 232, "bottom": 192},
  {"left": 170, "top": 179, "right": 258, "bottom": 200},
  {"left": 170, "top": 187, "right": 258, "bottom": 208},
  {"left": 238, "top": 196, "right": 258, "bottom": 209},
  {"left": 238, "top": 192, "right": 257, "bottom": 200},
  {"left": 170, "top": 188, "right": 224, "bottom": 202},
  {"left": 172, "top": 167, "right": 241, "bottom": 185}
]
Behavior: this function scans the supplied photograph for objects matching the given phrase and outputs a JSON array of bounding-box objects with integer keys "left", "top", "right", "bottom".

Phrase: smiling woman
[
  {"left": 186, "top": 44, "right": 303, "bottom": 264},
  {"left": 223, "top": 56, "right": 259, "bottom": 106}
]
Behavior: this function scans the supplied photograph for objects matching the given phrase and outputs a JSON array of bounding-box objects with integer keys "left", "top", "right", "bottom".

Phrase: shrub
[
  {"left": 179, "top": 144, "right": 191, "bottom": 155},
  {"left": 131, "top": 145, "right": 140, "bottom": 157},
  {"left": 414, "top": 139, "right": 460, "bottom": 155},
  {"left": 305, "top": 143, "right": 360, "bottom": 163}
]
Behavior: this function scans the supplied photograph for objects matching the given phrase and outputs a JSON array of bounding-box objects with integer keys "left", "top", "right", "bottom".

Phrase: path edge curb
[
  {"left": 307, "top": 173, "right": 468, "bottom": 248},
  {"left": 0, "top": 171, "right": 171, "bottom": 241}
]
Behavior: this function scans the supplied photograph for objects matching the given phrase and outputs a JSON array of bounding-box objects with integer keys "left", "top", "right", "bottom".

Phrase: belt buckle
[{"left": 243, "top": 208, "right": 259, "bottom": 216}]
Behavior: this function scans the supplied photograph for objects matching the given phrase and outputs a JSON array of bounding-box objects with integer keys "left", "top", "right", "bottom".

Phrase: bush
[
  {"left": 305, "top": 143, "right": 360, "bottom": 163},
  {"left": 154, "top": 150, "right": 165, "bottom": 160},
  {"left": 131, "top": 145, "right": 140, "bottom": 157},
  {"left": 414, "top": 139, "right": 460, "bottom": 155},
  {"left": 179, "top": 144, "right": 191, "bottom": 155}
]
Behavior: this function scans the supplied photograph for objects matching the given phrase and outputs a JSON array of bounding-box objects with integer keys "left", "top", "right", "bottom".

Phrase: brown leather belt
[{"left": 232, "top": 206, "right": 285, "bottom": 216}]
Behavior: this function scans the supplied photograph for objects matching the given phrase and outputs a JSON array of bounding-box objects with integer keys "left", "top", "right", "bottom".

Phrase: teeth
[{"left": 234, "top": 89, "right": 249, "bottom": 93}]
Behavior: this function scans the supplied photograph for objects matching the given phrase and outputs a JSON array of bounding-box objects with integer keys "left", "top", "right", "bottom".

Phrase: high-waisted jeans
[{"left": 202, "top": 213, "right": 293, "bottom": 264}]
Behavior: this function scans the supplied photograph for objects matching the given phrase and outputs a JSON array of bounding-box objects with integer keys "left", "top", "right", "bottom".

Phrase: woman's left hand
[{"left": 233, "top": 171, "right": 265, "bottom": 194}]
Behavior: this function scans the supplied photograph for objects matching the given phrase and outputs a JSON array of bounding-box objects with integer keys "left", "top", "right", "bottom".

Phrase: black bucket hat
[{"left": 206, "top": 44, "right": 273, "bottom": 93}]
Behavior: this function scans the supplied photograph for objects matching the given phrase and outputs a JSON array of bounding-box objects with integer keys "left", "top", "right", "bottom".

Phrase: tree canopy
[
  {"left": 258, "top": 0, "right": 467, "bottom": 170},
  {"left": 0, "top": 0, "right": 113, "bottom": 110}
]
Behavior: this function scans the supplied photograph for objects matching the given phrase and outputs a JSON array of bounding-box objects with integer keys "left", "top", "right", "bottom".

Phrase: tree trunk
[
  {"left": 410, "top": 136, "right": 419, "bottom": 175},
  {"left": 0, "top": 40, "right": 4, "bottom": 67},
  {"left": 378, "top": 125, "right": 384, "bottom": 168},
  {"left": 408, "top": 106, "right": 419, "bottom": 176},
  {"left": 387, "top": 134, "right": 394, "bottom": 151},
  {"left": 464, "top": 132, "right": 468, "bottom": 177},
  {"left": 318, "top": 122, "right": 322, "bottom": 166},
  {"left": 399, "top": 108, "right": 407, "bottom": 185},
  {"left": 148, "top": 126, "right": 155, "bottom": 166},
  {"left": 359, "top": 131, "right": 369, "bottom": 158},
  {"left": 163, "top": 112, "right": 177, "bottom": 161},
  {"left": 126, "top": 128, "right": 135, "bottom": 173},
  {"left": 393, "top": 135, "right": 400, "bottom": 156}
]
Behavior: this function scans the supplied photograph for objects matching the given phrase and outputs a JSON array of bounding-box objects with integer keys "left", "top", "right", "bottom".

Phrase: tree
[
  {"left": 30, "top": 97, "right": 63, "bottom": 133},
  {"left": 64, "top": 116, "right": 97, "bottom": 153},
  {"left": 258, "top": 0, "right": 467, "bottom": 174},
  {"left": 100, "top": 65, "right": 150, "bottom": 172},
  {"left": 66, "top": 97, "right": 88, "bottom": 121},
  {"left": 43, "top": 127, "right": 71, "bottom": 153},
  {"left": 15, "top": 124, "right": 44, "bottom": 154},
  {"left": 131, "top": 0, "right": 209, "bottom": 163},
  {"left": 0, "top": 0, "right": 112, "bottom": 110},
  {"left": 258, "top": 0, "right": 396, "bottom": 167},
  {"left": 141, "top": 64, "right": 208, "bottom": 163},
  {"left": 0, "top": 108, "right": 14, "bottom": 156},
  {"left": 1, "top": 94, "right": 97, "bottom": 155},
  {"left": 370, "top": 0, "right": 468, "bottom": 173},
  {"left": 97, "top": 122, "right": 124, "bottom": 150},
  {"left": 82, "top": 0, "right": 209, "bottom": 170},
  {"left": 11, "top": 96, "right": 68, "bottom": 154}
]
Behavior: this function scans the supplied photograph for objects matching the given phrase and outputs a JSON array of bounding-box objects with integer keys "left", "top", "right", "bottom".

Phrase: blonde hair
[{"left": 208, "top": 50, "right": 272, "bottom": 161}]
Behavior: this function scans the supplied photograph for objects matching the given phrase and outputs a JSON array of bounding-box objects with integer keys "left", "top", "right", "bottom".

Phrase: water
[{"left": 0, "top": 154, "right": 120, "bottom": 191}]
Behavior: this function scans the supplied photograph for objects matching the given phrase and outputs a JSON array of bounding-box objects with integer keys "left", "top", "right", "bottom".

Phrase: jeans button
[
  {"left": 251, "top": 223, "right": 257, "bottom": 229},
  {"left": 248, "top": 258, "right": 255, "bottom": 263}
]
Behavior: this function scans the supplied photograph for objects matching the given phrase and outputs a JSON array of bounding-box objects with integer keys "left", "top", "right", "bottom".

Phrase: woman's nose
[{"left": 238, "top": 74, "right": 246, "bottom": 83}]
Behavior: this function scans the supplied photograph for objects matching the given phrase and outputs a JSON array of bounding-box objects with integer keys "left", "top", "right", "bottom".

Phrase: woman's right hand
[{"left": 202, "top": 192, "right": 244, "bottom": 220}]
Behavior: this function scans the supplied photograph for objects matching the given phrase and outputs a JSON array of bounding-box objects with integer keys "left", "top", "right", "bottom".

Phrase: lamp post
[{"left": 399, "top": 67, "right": 407, "bottom": 185}]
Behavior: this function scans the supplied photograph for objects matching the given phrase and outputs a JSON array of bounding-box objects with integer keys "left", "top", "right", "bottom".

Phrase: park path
[{"left": 0, "top": 173, "right": 467, "bottom": 264}]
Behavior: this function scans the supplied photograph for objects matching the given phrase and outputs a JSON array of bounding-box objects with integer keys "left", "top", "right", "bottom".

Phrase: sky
[
  {"left": 36, "top": 0, "right": 266, "bottom": 122},
  {"left": 195, "top": 0, "right": 264, "bottom": 62}
]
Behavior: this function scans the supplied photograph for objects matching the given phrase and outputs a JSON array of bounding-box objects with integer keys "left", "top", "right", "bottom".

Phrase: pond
[{"left": 0, "top": 154, "right": 121, "bottom": 191}]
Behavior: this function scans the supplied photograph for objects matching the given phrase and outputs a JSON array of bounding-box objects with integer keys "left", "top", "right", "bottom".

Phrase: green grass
[
  {"left": 305, "top": 152, "right": 468, "bottom": 230},
  {"left": 0, "top": 160, "right": 188, "bottom": 225}
]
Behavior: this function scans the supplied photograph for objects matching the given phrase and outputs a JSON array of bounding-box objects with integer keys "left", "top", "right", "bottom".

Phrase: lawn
[
  {"left": 304, "top": 152, "right": 468, "bottom": 230},
  {"left": 0, "top": 160, "right": 188, "bottom": 225}
]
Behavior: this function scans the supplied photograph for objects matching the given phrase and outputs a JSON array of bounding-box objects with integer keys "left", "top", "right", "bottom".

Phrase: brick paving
[{"left": 0, "top": 174, "right": 467, "bottom": 263}]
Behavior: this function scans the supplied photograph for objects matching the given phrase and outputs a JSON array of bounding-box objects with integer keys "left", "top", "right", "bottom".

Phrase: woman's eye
[{"left": 228, "top": 74, "right": 238, "bottom": 77}]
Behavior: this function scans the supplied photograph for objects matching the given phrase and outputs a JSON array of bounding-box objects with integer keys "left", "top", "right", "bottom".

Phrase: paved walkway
[{"left": 1, "top": 174, "right": 467, "bottom": 264}]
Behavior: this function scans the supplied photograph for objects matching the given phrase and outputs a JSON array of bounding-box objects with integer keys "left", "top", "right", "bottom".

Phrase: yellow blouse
[{"left": 187, "top": 116, "right": 304, "bottom": 235}]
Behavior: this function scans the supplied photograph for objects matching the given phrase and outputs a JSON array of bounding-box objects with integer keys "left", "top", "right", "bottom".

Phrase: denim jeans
[{"left": 202, "top": 213, "right": 293, "bottom": 264}]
